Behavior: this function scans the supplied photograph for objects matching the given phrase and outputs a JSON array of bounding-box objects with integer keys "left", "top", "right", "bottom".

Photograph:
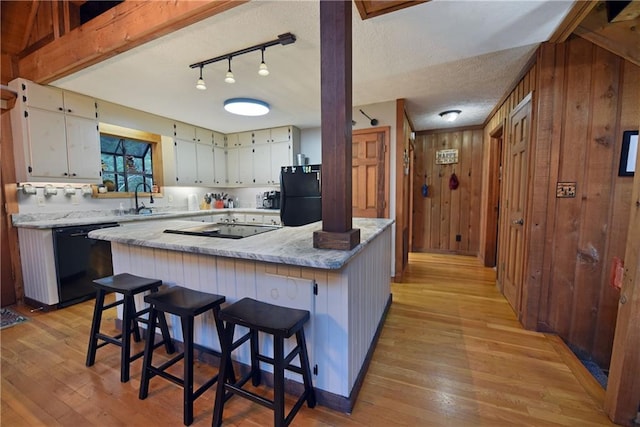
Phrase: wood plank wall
[
  {"left": 412, "top": 128, "right": 483, "bottom": 254},
  {"left": 527, "top": 38, "right": 640, "bottom": 367}
]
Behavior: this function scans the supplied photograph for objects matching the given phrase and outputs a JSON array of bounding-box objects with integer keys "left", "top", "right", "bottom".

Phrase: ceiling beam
[
  {"left": 18, "top": 0, "right": 246, "bottom": 84},
  {"left": 548, "top": 0, "right": 598, "bottom": 43},
  {"left": 606, "top": 0, "right": 640, "bottom": 23},
  {"left": 354, "top": 0, "right": 428, "bottom": 21},
  {"left": 574, "top": 2, "right": 640, "bottom": 66},
  {"left": 21, "top": 0, "right": 40, "bottom": 51}
]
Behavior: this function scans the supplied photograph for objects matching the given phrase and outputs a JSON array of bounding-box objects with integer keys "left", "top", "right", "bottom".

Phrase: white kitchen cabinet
[
  {"left": 173, "top": 121, "right": 216, "bottom": 186},
  {"left": 252, "top": 129, "right": 271, "bottom": 145},
  {"left": 9, "top": 78, "right": 101, "bottom": 183},
  {"left": 174, "top": 122, "right": 212, "bottom": 144},
  {"left": 213, "top": 146, "right": 227, "bottom": 185},
  {"left": 174, "top": 139, "right": 215, "bottom": 186},
  {"left": 262, "top": 212, "right": 282, "bottom": 226},
  {"left": 222, "top": 126, "right": 300, "bottom": 187},
  {"left": 253, "top": 144, "right": 271, "bottom": 185},
  {"left": 213, "top": 131, "right": 225, "bottom": 147},
  {"left": 269, "top": 140, "right": 293, "bottom": 185},
  {"left": 245, "top": 214, "right": 264, "bottom": 224}
]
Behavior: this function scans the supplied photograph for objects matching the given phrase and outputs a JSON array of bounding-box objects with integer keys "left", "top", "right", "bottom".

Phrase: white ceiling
[{"left": 52, "top": 0, "right": 574, "bottom": 134}]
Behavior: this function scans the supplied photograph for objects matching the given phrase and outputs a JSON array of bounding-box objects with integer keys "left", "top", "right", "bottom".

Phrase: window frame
[{"left": 93, "top": 123, "right": 164, "bottom": 198}]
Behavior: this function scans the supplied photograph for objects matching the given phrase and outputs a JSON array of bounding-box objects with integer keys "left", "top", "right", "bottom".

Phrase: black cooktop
[{"left": 163, "top": 223, "right": 279, "bottom": 239}]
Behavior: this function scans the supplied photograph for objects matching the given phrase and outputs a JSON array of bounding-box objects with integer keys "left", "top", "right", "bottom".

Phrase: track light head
[
  {"left": 225, "top": 57, "right": 235, "bottom": 84},
  {"left": 258, "top": 48, "right": 269, "bottom": 76},
  {"left": 195, "top": 65, "right": 206, "bottom": 90}
]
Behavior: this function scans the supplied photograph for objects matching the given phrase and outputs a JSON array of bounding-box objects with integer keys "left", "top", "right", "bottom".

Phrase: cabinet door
[
  {"left": 252, "top": 129, "right": 271, "bottom": 145},
  {"left": 24, "top": 82, "right": 63, "bottom": 111},
  {"left": 174, "top": 122, "right": 195, "bottom": 141},
  {"left": 245, "top": 214, "right": 264, "bottom": 224},
  {"left": 226, "top": 133, "right": 240, "bottom": 148},
  {"left": 270, "top": 141, "right": 291, "bottom": 185},
  {"left": 213, "top": 131, "right": 225, "bottom": 147},
  {"left": 237, "top": 146, "right": 253, "bottom": 185},
  {"left": 237, "top": 131, "right": 253, "bottom": 147},
  {"left": 195, "top": 127, "right": 212, "bottom": 144},
  {"left": 213, "top": 146, "right": 227, "bottom": 185},
  {"left": 270, "top": 126, "right": 291, "bottom": 143},
  {"left": 227, "top": 147, "right": 240, "bottom": 185},
  {"left": 175, "top": 139, "right": 198, "bottom": 184},
  {"left": 195, "top": 142, "right": 215, "bottom": 185},
  {"left": 63, "top": 91, "right": 96, "bottom": 119},
  {"left": 253, "top": 144, "right": 271, "bottom": 185},
  {"left": 26, "top": 108, "right": 68, "bottom": 178},
  {"left": 65, "top": 115, "right": 101, "bottom": 180}
]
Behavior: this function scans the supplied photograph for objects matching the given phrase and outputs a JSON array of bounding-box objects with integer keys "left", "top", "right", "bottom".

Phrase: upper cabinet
[
  {"left": 224, "top": 126, "right": 300, "bottom": 187},
  {"left": 173, "top": 122, "right": 216, "bottom": 186},
  {"left": 9, "top": 78, "right": 101, "bottom": 183}
]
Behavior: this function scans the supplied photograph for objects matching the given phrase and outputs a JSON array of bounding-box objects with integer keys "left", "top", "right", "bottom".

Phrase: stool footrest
[
  {"left": 225, "top": 383, "right": 275, "bottom": 410},
  {"left": 102, "top": 299, "right": 124, "bottom": 310}
]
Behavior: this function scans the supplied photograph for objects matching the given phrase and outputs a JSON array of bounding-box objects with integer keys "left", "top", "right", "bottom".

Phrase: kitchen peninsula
[{"left": 89, "top": 217, "right": 393, "bottom": 412}]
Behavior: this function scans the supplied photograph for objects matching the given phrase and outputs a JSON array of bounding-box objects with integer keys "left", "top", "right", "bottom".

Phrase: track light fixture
[
  {"left": 189, "top": 32, "right": 295, "bottom": 86},
  {"left": 224, "top": 57, "right": 235, "bottom": 84},
  {"left": 195, "top": 65, "right": 206, "bottom": 90},
  {"left": 258, "top": 47, "right": 269, "bottom": 76}
]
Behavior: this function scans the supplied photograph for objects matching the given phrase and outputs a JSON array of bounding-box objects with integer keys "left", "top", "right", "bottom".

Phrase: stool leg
[
  {"left": 212, "top": 306, "right": 235, "bottom": 383},
  {"left": 121, "top": 295, "right": 135, "bottom": 383},
  {"left": 212, "top": 322, "right": 235, "bottom": 427},
  {"left": 273, "top": 336, "right": 285, "bottom": 427},
  {"left": 86, "top": 289, "right": 105, "bottom": 367},
  {"left": 296, "top": 330, "right": 316, "bottom": 408},
  {"left": 182, "top": 315, "right": 194, "bottom": 426},
  {"left": 157, "top": 308, "right": 175, "bottom": 355},
  {"left": 250, "top": 329, "right": 261, "bottom": 386},
  {"left": 139, "top": 306, "right": 158, "bottom": 400},
  {"left": 128, "top": 296, "right": 142, "bottom": 342}
]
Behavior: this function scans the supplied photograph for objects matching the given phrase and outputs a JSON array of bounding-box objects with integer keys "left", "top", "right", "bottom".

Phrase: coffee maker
[{"left": 263, "top": 190, "right": 281, "bottom": 209}]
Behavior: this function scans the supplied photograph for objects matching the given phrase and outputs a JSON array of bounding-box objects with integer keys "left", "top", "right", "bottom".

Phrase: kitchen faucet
[{"left": 134, "top": 182, "right": 154, "bottom": 214}]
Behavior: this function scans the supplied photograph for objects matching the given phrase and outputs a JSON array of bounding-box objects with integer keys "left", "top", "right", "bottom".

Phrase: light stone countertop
[
  {"left": 88, "top": 218, "right": 394, "bottom": 270},
  {"left": 11, "top": 208, "right": 280, "bottom": 229}
]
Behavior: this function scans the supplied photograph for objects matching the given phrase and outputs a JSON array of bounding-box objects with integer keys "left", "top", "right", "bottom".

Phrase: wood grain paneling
[
  {"left": 526, "top": 39, "right": 639, "bottom": 368},
  {"left": 412, "top": 129, "right": 483, "bottom": 255}
]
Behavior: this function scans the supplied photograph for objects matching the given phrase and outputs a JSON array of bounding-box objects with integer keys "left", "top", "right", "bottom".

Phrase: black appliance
[
  {"left": 164, "top": 223, "right": 279, "bottom": 239},
  {"left": 52, "top": 222, "right": 119, "bottom": 307},
  {"left": 280, "top": 164, "right": 321, "bottom": 226},
  {"left": 263, "top": 190, "right": 281, "bottom": 209}
]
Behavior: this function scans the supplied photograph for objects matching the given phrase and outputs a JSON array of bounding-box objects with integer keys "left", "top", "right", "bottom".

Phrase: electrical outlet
[
  {"left": 37, "top": 196, "right": 45, "bottom": 207},
  {"left": 168, "top": 194, "right": 173, "bottom": 204},
  {"left": 71, "top": 194, "right": 79, "bottom": 205}
]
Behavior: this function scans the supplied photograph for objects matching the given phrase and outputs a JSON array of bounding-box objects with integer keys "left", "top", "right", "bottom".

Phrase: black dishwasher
[{"left": 52, "top": 222, "right": 119, "bottom": 307}]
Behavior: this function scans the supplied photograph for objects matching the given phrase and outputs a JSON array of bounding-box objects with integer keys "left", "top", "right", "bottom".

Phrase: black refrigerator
[{"left": 280, "top": 164, "right": 321, "bottom": 226}]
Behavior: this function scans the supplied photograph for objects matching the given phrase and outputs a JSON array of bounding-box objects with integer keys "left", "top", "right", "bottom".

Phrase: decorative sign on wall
[{"left": 435, "top": 148, "right": 459, "bottom": 165}]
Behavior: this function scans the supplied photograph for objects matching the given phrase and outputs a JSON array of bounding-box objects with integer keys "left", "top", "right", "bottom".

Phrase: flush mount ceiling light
[
  {"left": 195, "top": 65, "right": 206, "bottom": 90},
  {"left": 439, "top": 110, "right": 462, "bottom": 122},
  {"left": 189, "top": 32, "right": 295, "bottom": 86},
  {"left": 224, "top": 98, "right": 270, "bottom": 116}
]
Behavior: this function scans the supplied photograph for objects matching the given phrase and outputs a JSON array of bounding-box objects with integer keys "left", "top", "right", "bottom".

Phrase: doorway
[
  {"left": 352, "top": 127, "right": 390, "bottom": 218},
  {"left": 484, "top": 124, "right": 503, "bottom": 268},
  {"left": 498, "top": 94, "right": 532, "bottom": 315}
]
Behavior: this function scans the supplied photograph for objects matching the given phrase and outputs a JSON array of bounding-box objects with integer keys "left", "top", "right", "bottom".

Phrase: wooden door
[
  {"left": 500, "top": 95, "right": 531, "bottom": 315},
  {"left": 352, "top": 129, "right": 388, "bottom": 218}
]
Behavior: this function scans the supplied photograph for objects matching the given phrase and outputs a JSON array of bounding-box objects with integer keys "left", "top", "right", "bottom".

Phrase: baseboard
[{"left": 23, "top": 297, "right": 56, "bottom": 312}]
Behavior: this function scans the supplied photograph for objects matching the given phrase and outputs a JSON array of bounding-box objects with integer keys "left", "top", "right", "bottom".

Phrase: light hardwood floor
[{"left": 1, "top": 253, "right": 615, "bottom": 426}]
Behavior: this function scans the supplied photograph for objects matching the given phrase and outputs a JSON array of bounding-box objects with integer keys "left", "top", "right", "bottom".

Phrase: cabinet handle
[
  {"left": 71, "top": 173, "right": 77, "bottom": 177},
  {"left": 63, "top": 172, "right": 68, "bottom": 176},
  {"left": 58, "top": 107, "right": 64, "bottom": 111},
  {"left": 67, "top": 109, "right": 72, "bottom": 113}
]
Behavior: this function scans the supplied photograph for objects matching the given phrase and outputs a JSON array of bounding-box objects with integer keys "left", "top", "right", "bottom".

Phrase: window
[{"left": 96, "top": 123, "right": 163, "bottom": 197}]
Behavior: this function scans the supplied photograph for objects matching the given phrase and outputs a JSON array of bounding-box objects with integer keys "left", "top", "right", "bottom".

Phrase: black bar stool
[
  {"left": 139, "top": 286, "right": 234, "bottom": 426},
  {"left": 212, "top": 298, "right": 316, "bottom": 427},
  {"left": 86, "top": 273, "right": 174, "bottom": 383}
]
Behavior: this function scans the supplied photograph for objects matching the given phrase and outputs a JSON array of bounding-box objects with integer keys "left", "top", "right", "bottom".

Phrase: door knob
[{"left": 512, "top": 218, "right": 524, "bottom": 225}]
